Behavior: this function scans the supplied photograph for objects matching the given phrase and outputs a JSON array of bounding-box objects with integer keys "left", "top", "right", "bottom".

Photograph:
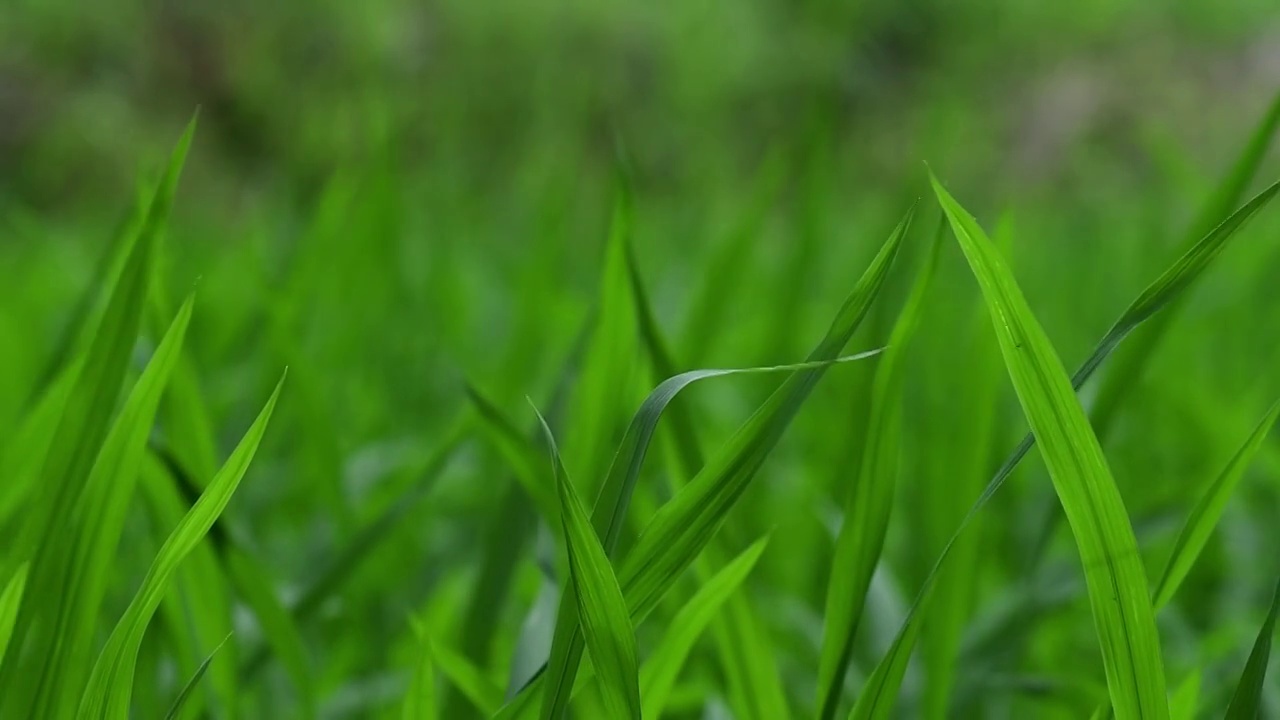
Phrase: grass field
[{"left": 3, "top": 2, "right": 1280, "bottom": 719}]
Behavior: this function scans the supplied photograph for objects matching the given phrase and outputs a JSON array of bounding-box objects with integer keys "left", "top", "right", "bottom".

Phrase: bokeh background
[{"left": 4, "top": 1, "right": 1280, "bottom": 718}]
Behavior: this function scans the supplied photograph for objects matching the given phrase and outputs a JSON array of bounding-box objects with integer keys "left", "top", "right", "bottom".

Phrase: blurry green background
[{"left": 3, "top": 0, "right": 1280, "bottom": 717}]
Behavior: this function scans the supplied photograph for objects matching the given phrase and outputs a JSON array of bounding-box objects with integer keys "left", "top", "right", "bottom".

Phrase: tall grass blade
[
  {"left": 0, "top": 565, "right": 29, "bottom": 665},
  {"left": 165, "top": 633, "right": 233, "bottom": 720},
  {"left": 1152, "top": 398, "right": 1280, "bottom": 609},
  {"left": 1223, "top": 576, "right": 1280, "bottom": 720},
  {"left": 529, "top": 206, "right": 913, "bottom": 720},
  {"left": 817, "top": 217, "right": 943, "bottom": 720},
  {"left": 76, "top": 373, "right": 284, "bottom": 719},
  {"left": 403, "top": 620, "right": 439, "bottom": 720},
  {"left": 933, "top": 173, "right": 1169, "bottom": 720}
]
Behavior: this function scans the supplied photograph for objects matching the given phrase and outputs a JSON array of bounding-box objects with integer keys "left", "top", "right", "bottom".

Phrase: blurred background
[{"left": 4, "top": 0, "right": 1280, "bottom": 717}]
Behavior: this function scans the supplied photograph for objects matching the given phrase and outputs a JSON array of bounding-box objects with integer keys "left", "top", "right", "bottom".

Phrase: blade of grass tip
[
  {"left": 165, "top": 632, "right": 233, "bottom": 720},
  {"left": 1152, "top": 397, "right": 1280, "bottom": 610},
  {"left": 818, "top": 213, "right": 944, "bottom": 720},
  {"left": 1223, "top": 576, "right": 1280, "bottom": 720},
  {"left": 76, "top": 372, "right": 283, "bottom": 720},
  {"left": 403, "top": 620, "right": 439, "bottom": 720},
  {"left": 0, "top": 564, "right": 30, "bottom": 664},
  {"left": 534, "top": 404, "right": 641, "bottom": 720},
  {"left": 1169, "top": 670, "right": 1201, "bottom": 720},
  {"left": 640, "top": 536, "right": 770, "bottom": 719},
  {"left": 9, "top": 295, "right": 194, "bottom": 720},
  {"left": 8, "top": 116, "right": 196, "bottom": 575},
  {"left": 531, "top": 206, "right": 913, "bottom": 720},
  {"left": 564, "top": 177, "right": 639, "bottom": 500},
  {"left": 932, "top": 173, "right": 1169, "bottom": 720},
  {"left": 858, "top": 173, "right": 1280, "bottom": 720}
]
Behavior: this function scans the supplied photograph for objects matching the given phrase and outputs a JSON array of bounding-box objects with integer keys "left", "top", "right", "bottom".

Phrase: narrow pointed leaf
[
  {"left": 165, "top": 633, "right": 233, "bottom": 720},
  {"left": 1223, "top": 576, "right": 1280, "bottom": 720},
  {"left": 403, "top": 621, "right": 439, "bottom": 720},
  {"left": 933, "top": 174, "right": 1169, "bottom": 720}
]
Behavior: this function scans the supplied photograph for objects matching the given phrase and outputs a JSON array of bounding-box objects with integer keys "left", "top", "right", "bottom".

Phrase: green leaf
[
  {"left": 847, "top": 583, "right": 935, "bottom": 720},
  {"left": 640, "top": 536, "right": 769, "bottom": 719},
  {"left": 165, "top": 633, "right": 233, "bottom": 720},
  {"left": 4, "top": 295, "right": 194, "bottom": 719},
  {"left": 425, "top": 625, "right": 503, "bottom": 716},
  {"left": 0, "top": 367, "right": 74, "bottom": 530},
  {"left": 76, "top": 372, "right": 284, "bottom": 720},
  {"left": 1169, "top": 670, "right": 1201, "bottom": 720},
  {"left": 403, "top": 621, "right": 439, "bottom": 720},
  {"left": 817, "top": 217, "right": 943, "bottom": 720},
  {"left": 1224, "top": 576, "right": 1280, "bottom": 720},
  {"left": 856, "top": 174, "right": 1280, "bottom": 720},
  {"left": 1153, "top": 398, "right": 1280, "bottom": 610},
  {"left": 535, "top": 407, "right": 641, "bottom": 720},
  {"left": 524, "top": 206, "right": 912, "bottom": 720},
  {"left": 932, "top": 173, "right": 1169, "bottom": 720}
]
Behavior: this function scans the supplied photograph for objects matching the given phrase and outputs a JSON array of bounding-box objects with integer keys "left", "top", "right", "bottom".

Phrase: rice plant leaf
[
  {"left": 535, "top": 407, "right": 641, "bottom": 720},
  {"left": 1153, "top": 398, "right": 1280, "bottom": 610},
  {"left": 640, "top": 536, "right": 769, "bottom": 719},
  {"left": 1223, "top": 576, "right": 1280, "bottom": 720},
  {"left": 1169, "top": 670, "right": 1201, "bottom": 720},
  {"left": 857, "top": 173, "right": 1280, "bottom": 720},
  {"left": 76, "top": 372, "right": 284, "bottom": 720},
  {"left": 932, "top": 173, "right": 1169, "bottom": 720},
  {"left": 0, "top": 565, "right": 29, "bottom": 665},
  {"left": 817, "top": 216, "right": 943, "bottom": 720},
  {"left": 165, "top": 633, "right": 233, "bottom": 720},
  {"left": 403, "top": 621, "right": 439, "bottom": 720},
  {"left": 5, "top": 294, "right": 194, "bottom": 720},
  {"left": 527, "top": 206, "right": 913, "bottom": 720}
]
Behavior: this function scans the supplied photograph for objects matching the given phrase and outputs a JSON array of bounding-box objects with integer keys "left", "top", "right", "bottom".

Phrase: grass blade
[
  {"left": 0, "top": 565, "right": 29, "bottom": 665},
  {"left": 403, "top": 620, "right": 439, "bottom": 720},
  {"left": 1169, "top": 670, "right": 1201, "bottom": 720},
  {"left": 933, "top": 173, "right": 1169, "bottom": 720},
  {"left": 428, "top": 624, "right": 504, "bottom": 716},
  {"left": 165, "top": 633, "right": 233, "bottom": 720},
  {"left": 1223, "top": 576, "right": 1280, "bottom": 720},
  {"left": 76, "top": 373, "right": 284, "bottom": 719},
  {"left": 817, "top": 217, "right": 943, "bottom": 720},
  {"left": 531, "top": 206, "right": 913, "bottom": 720},
  {"left": 640, "top": 536, "right": 769, "bottom": 719},
  {"left": 1152, "top": 398, "right": 1280, "bottom": 610},
  {"left": 535, "top": 407, "right": 641, "bottom": 720}
]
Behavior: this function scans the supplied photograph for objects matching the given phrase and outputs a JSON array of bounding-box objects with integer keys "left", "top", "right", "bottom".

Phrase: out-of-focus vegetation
[{"left": 3, "top": 1, "right": 1280, "bottom": 718}]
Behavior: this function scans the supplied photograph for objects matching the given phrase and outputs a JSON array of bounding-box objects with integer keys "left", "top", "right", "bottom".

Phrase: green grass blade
[
  {"left": 847, "top": 583, "right": 935, "bottom": 720},
  {"left": 76, "top": 373, "right": 284, "bottom": 720},
  {"left": 640, "top": 536, "right": 769, "bottom": 719},
  {"left": 535, "top": 407, "right": 641, "bottom": 720},
  {"left": 531, "top": 206, "right": 912, "bottom": 720},
  {"left": 933, "top": 173, "right": 1169, "bottom": 720},
  {"left": 165, "top": 632, "right": 233, "bottom": 720},
  {"left": 0, "top": 565, "right": 29, "bottom": 665},
  {"left": 817, "top": 217, "right": 943, "bottom": 720},
  {"left": 1169, "top": 670, "right": 1201, "bottom": 720},
  {"left": 403, "top": 620, "right": 439, "bottom": 720},
  {"left": 1153, "top": 398, "right": 1280, "bottom": 610},
  {"left": 5, "top": 294, "right": 194, "bottom": 719},
  {"left": 468, "top": 383, "right": 560, "bottom": 526},
  {"left": 1223, "top": 576, "right": 1280, "bottom": 720},
  {"left": 0, "top": 368, "right": 75, "bottom": 531}
]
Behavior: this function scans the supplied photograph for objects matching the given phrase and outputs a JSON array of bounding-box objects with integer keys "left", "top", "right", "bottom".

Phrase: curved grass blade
[
  {"left": 848, "top": 582, "right": 935, "bottom": 720},
  {"left": 5, "top": 295, "right": 194, "bottom": 720},
  {"left": 535, "top": 407, "right": 641, "bottom": 720},
  {"left": 1152, "top": 397, "right": 1280, "bottom": 610},
  {"left": 403, "top": 619, "right": 439, "bottom": 720},
  {"left": 856, "top": 174, "right": 1280, "bottom": 720},
  {"left": 76, "top": 373, "right": 284, "bottom": 719},
  {"left": 817, "top": 217, "right": 943, "bottom": 720},
  {"left": 640, "top": 535, "right": 769, "bottom": 719},
  {"left": 1223, "top": 576, "right": 1280, "bottom": 720},
  {"left": 933, "top": 174, "right": 1169, "bottom": 719},
  {"left": 1169, "top": 670, "right": 1201, "bottom": 720},
  {"left": 530, "top": 205, "right": 913, "bottom": 720},
  {"left": 165, "top": 632, "right": 233, "bottom": 720}
]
